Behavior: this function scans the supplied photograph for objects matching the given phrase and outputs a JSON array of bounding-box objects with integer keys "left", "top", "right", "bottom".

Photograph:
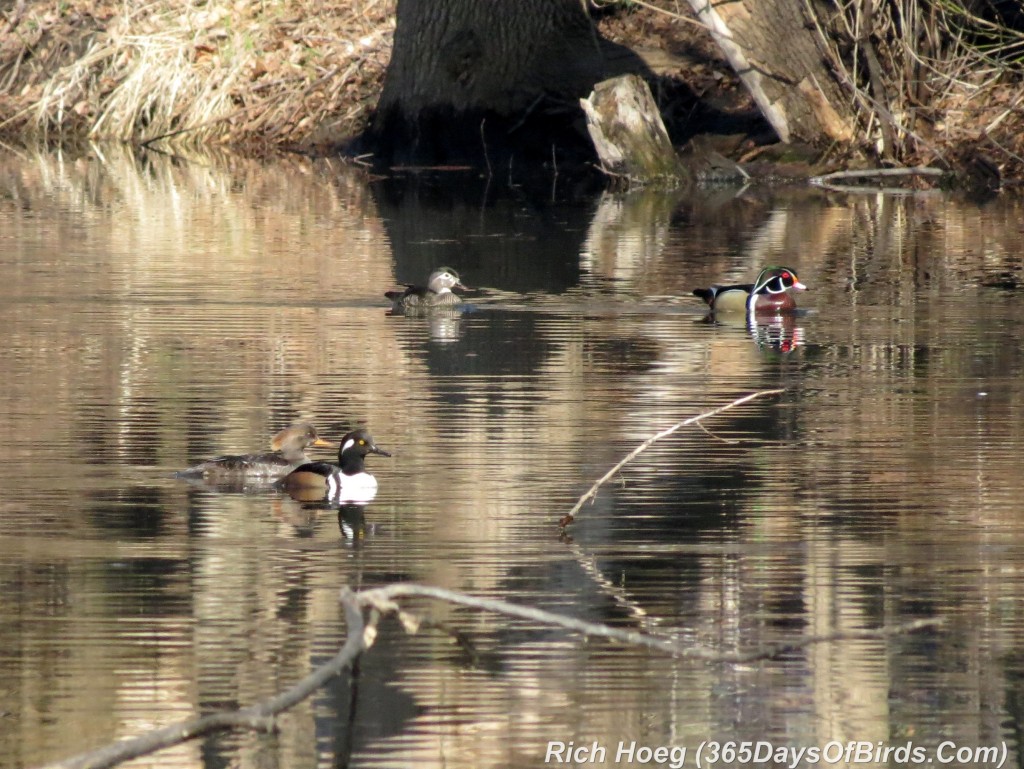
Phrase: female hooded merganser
[
  {"left": 693, "top": 266, "right": 807, "bottom": 314},
  {"left": 386, "top": 267, "right": 467, "bottom": 310},
  {"left": 176, "top": 424, "right": 333, "bottom": 481},
  {"left": 276, "top": 428, "right": 391, "bottom": 502}
]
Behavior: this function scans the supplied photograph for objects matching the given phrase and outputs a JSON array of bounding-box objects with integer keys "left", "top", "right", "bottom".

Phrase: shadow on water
[{"left": 370, "top": 170, "right": 590, "bottom": 295}]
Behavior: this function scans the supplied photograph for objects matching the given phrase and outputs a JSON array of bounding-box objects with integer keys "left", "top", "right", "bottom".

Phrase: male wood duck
[
  {"left": 386, "top": 267, "right": 467, "bottom": 310},
  {"left": 276, "top": 428, "right": 391, "bottom": 502},
  {"left": 692, "top": 266, "right": 807, "bottom": 314},
  {"left": 176, "top": 424, "right": 333, "bottom": 481}
]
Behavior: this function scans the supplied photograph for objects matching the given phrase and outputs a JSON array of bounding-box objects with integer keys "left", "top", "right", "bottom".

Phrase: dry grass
[
  {"left": 2, "top": 0, "right": 1023, "bottom": 175},
  {"left": 0, "top": 0, "right": 393, "bottom": 152}
]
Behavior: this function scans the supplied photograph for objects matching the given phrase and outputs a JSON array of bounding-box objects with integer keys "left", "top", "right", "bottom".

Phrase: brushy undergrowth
[
  {"left": 0, "top": 0, "right": 393, "bottom": 152},
  {"left": 1, "top": 0, "right": 1023, "bottom": 174},
  {"left": 811, "top": 0, "right": 1024, "bottom": 170},
  {"left": 599, "top": 0, "right": 1024, "bottom": 176}
]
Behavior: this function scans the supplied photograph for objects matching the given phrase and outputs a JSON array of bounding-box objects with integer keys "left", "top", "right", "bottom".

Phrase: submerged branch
[
  {"left": 559, "top": 388, "right": 785, "bottom": 527},
  {"left": 37, "top": 590, "right": 372, "bottom": 769},
  {"left": 37, "top": 581, "right": 942, "bottom": 769},
  {"left": 356, "top": 583, "right": 942, "bottom": 663}
]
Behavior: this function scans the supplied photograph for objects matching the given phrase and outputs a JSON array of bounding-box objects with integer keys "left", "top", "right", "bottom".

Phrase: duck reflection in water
[
  {"left": 337, "top": 503, "right": 371, "bottom": 543},
  {"left": 276, "top": 428, "right": 390, "bottom": 505},
  {"left": 692, "top": 266, "right": 808, "bottom": 354},
  {"left": 700, "top": 311, "right": 805, "bottom": 354},
  {"left": 385, "top": 267, "right": 467, "bottom": 311},
  {"left": 273, "top": 428, "right": 387, "bottom": 541},
  {"left": 395, "top": 307, "right": 465, "bottom": 344},
  {"left": 749, "top": 313, "right": 805, "bottom": 353},
  {"left": 385, "top": 267, "right": 469, "bottom": 343},
  {"left": 270, "top": 497, "right": 374, "bottom": 543}
]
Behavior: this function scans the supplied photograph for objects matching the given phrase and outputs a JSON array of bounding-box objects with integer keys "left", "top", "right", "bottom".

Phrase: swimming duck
[
  {"left": 176, "top": 424, "right": 333, "bottom": 481},
  {"left": 692, "top": 266, "right": 807, "bottom": 314},
  {"left": 386, "top": 267, "right": 467, "bottom": 310},
  {"left": 276, "top": 428, "right": 391, "bottom": 502}
]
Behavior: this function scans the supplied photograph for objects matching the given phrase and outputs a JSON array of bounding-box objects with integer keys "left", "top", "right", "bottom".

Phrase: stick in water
[{"left": 559, "top": 388, "right": 785, "bottom": 527}]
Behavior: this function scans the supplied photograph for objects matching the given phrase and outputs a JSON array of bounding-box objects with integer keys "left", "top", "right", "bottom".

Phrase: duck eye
[{"left": 359, "top": 439, "right": 366, "bottom": 445}]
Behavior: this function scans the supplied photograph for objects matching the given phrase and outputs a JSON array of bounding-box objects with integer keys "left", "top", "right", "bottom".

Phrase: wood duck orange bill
[{"left": 692, "top": 266, "right": 807, "bottom": 314}]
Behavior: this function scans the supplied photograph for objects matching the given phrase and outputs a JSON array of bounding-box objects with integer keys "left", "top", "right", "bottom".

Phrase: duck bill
[
  {"left": 454, "top": 282, "right": 468, "bottom": 292},
  {"left": 370, "top": 445, "right": 392, "bottom": 457},
  {"left": 312, "top": 437, "right": 335, "bottom": 448},
  {"left": 792, "top": 281, "right": 808, "bottom": 291}
]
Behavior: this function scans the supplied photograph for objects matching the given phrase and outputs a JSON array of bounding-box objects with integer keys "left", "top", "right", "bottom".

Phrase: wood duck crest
[{"left": 692, "top": 266, "right": 807, "bottom": 314}]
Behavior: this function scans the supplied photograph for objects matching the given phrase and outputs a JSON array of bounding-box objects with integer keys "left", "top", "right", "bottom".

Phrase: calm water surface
[{"left": 3, "top": 148, "right": 1024, "bottom": 768}]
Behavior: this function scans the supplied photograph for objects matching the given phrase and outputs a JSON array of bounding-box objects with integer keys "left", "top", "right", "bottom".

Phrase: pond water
[{"left": 2, "top": 146, "right": 1024, "bottom": 769}]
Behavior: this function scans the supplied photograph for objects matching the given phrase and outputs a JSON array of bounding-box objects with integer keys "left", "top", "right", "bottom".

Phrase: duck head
[{"left": 427, "top": 268, "right": 467, "bottom": 295}]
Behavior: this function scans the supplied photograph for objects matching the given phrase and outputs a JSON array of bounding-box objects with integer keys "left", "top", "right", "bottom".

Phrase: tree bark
[
  {"left": 366, "top": 0, "right": 651, "bottom": 167},
  {"left": 685, "top": 0, "right": 855, "bottom": 145}
]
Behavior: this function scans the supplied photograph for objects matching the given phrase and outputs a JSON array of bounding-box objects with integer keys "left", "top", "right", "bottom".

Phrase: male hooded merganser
[
  {"left": 386, "top": 267, "right": 467, "bottom": 310},
  {"left": 693, "top": 266, "right": 807, "bottom": 314},
  {"left": 276, "top": 428, "right": 391, "bottom": 502},
  {"left": 176, "top": 424, "right": 333, "bottom": 481}
]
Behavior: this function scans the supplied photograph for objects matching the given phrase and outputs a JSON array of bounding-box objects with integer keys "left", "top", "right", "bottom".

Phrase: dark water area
[{"left": 2, "top": 147, "right": 1024, "bottom": 768}]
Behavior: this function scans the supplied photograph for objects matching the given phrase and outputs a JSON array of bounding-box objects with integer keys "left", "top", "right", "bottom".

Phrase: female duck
[
  {"left": 176, "top": 424, "right": 333, "bottom": 481},
  {"left": 386, "top": 267, "right": 467, "bottom": 310},
  {"left": 693, "top": 266, "right": 807, "bottom": 314},
  {"left": 277, "top": 428, "right": 391, "bottom": 502}
]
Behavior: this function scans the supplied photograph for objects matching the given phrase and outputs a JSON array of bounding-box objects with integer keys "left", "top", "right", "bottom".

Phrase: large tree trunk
[
  {"left": 366, "top": 0, "right": 651, "bottom": 168},
  {"left": 685, "top": 0, "right": 855, "bottom": 146}
]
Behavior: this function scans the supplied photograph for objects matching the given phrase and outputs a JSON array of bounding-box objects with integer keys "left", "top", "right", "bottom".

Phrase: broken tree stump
[{"left": 579, "top": 74, "right": 687, "bottom": 186}]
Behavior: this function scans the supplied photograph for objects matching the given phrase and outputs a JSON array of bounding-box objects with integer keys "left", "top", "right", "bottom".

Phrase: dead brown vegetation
[
  {"left": 0, "top": 0, "right": 394, "bottom": 152},
  {"left": 809, "top": 0, "right": 1024, "bottom": 178},
  {"left": 1, "top": 0, "right": 1023, "bottom": 180}
]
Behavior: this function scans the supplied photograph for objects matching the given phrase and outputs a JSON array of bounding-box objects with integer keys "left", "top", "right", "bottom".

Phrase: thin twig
[
  {"left": 985, "top": 132, "right": 1024, "bottom": 167},
  {"left": 480, "top": 117, "right": 492, "bottom": 178},
  {"left": 559, "top": 389, "right": 785, "bottom": 527},
  {"left": 591, "top": 0, "right": 705, "bottom": 27},
  {"left": 695, "top": 417, "right": 741, "bottom": 444},
  {"left": 858, "top": 0, "right": 894, "bottom": 158}
]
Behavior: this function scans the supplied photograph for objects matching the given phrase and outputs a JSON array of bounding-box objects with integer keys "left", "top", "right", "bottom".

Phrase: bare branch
[
  {"left": 357, "top": 582, "right": 942, "bottom": 663},
  {"left": 38, "top": 582, "right": 942, "bottom": 769},
  {"left": 37, "top": 589, "right": 372, "bottom": 769},
  {"left": 559, "top": 389, "right": 785, "bottom": 527}
]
